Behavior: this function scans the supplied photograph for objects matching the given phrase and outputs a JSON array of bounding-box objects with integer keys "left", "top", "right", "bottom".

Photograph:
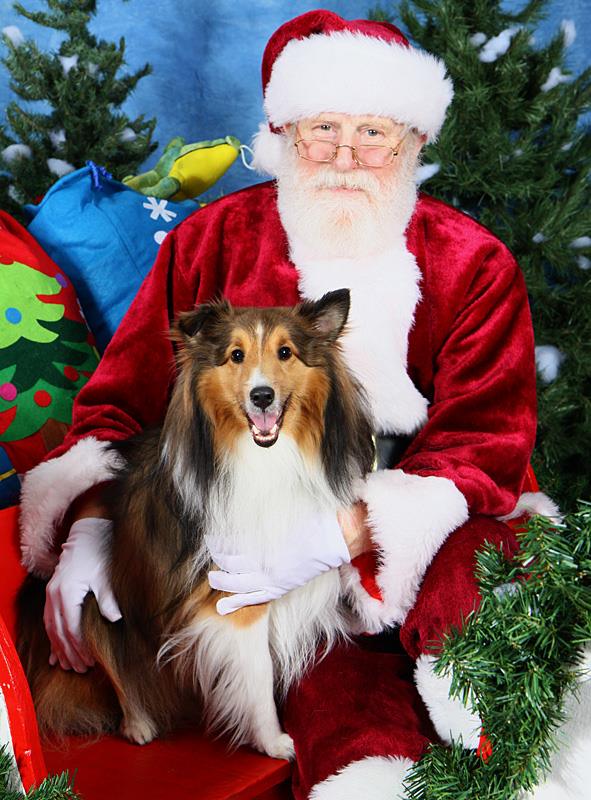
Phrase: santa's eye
[
  {"left": 230, "top": 349, "right": 245, "bottom": 363},
  {"left": 278, "top": 346, "right": 292, "bottom": 361}
]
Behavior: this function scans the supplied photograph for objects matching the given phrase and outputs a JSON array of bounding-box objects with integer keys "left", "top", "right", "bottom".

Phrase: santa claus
[{"left": 19, "top": 9, "right": 568, "bottom": 800}]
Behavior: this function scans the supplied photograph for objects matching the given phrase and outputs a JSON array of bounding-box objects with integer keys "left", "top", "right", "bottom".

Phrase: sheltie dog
[{"left": 18, "top": 289, "right": 374, "bottom": 760}]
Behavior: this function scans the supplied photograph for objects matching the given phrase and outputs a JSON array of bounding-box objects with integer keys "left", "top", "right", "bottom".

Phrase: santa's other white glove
[
  {"left": 44, "top": 517, "right": 122, "bottom": 673},
  {"left": 207, "top": 510, "right": 350, "bottom": 615}
]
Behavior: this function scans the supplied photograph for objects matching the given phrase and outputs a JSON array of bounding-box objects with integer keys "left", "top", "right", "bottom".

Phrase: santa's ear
[
  {"left": 299, "top": 289, "right": 350, "bottom": 342},
  {"left": 175, "top": 299, "right": 230, "bottom": 340}
]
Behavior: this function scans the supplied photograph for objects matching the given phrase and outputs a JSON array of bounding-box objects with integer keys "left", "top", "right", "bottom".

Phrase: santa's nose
[{"left": 333, "top": 144, "right": 358, "bottom": 170}]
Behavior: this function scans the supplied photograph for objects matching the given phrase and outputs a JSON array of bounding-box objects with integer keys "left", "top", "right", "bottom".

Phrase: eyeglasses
[{"left": 294, "top": 129, "right": 409, "bottom": 168}]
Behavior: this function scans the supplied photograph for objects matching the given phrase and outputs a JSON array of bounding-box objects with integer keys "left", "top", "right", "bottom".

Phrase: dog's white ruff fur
[
  {"left": 159, "top": 432, "right": 349, "bottom": 755},
  {"left": 309, "top": 754, "right": 414, "bottom": 800}
]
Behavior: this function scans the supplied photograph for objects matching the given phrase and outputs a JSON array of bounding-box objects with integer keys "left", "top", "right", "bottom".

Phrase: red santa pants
[{"left": 282, "top": 515, "right": 519, "bottom": 798}]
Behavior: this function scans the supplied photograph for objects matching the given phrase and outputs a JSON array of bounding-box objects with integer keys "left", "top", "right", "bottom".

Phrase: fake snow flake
[
  {"left": 493, "top": 582, "right": 519, "bottom": 600},
  {"left": 577, "top": 256, "right": 590, "bottom": 271},
  {"left": 142, "top": 197, "right": 178, "bottom": 223},
  {"left": 1, "top": 143, "right": 31, "bottom": 163},
  {"left": 561, "top": 142, "right": 573, "bottom": 151},
  {"left": 535, "top": 345, "right": 565, "bottom": 384},
  {"left": 49, "top": 129, "right": 66, "bottom": 149},
  {"left": 469, "top": 32, "right": 487, "bottom": 47},
  {"left": 119, "top": 127, "right": 137, "bottom": 142},
  {"left": 47, "top": 158, "right": 75, "bottom": 177},
  {"left": 2, "top": 26, "right": 24, "bottom": 47},
  {"left": 561, "top": 19, "right": 576, "bottom": 47},
  {"left": 59, "top": 54, "right": 79, "bottom": 75},
  {"left": 532, "top": 232, "right": 546, "bottom": 244},
  {"left": 571, "top": 236, "right": 591, "bottom": 249},
  {"left": 541, "top": 67, "right": 571, "bottom": 92},
  {"left": 415, "top": 163, "right": 440, "bottom": 184},
  {"left": 479, "top": 27, "right": 519, "bottom": 63},
  {"left": 514, "top": 148, "right": 523, "bottom": 156},
  {"left": 8, "top": 185, "right": 23, "bottom": 203}
]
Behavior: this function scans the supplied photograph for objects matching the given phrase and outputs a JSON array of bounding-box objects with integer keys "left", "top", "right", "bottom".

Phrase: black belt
[{"left": 372, "top": 432, "right": 412, "bottom": 471}]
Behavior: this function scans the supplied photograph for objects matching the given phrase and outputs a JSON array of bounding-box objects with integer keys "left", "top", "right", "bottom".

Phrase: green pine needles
[
  {"left": 403, "top": 503, "right": 591, "bottom": 800},
  {"left": 0, "top": 0, "right": 157, "bottom": 215},
  {"left": 0, "top": 746, "right": 80, "bottom": 800},
  {"left": 372, "top": 0, "right": 591, "bottom": 511}
]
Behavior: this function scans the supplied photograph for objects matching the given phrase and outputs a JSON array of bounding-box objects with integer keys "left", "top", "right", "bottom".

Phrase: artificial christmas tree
[
  {"left": 0, "top": 0, "right": 156, "bottom": 217},
  {"left": 372, "top": 0, "right": 591, "bottom": 512}
]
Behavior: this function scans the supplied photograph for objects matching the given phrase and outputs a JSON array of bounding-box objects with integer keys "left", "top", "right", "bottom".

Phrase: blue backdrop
[{"left": 1, "top": 0, "right": 589, "bottom": 199}]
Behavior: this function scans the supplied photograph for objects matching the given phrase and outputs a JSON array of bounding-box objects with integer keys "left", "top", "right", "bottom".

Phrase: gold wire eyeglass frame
[{"left": 294, "top": 128, "right": 411, "bottom": 168}]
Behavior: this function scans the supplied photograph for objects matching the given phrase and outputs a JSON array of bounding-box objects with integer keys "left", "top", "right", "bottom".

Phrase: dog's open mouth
[{"left": 246, "top": 409, "right": 285, "bottom": 447}]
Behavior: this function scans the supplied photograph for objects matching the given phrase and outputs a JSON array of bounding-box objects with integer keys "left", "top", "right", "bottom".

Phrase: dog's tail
[{"left": 17, "top": 575, "right": 120, "bottom": 740}]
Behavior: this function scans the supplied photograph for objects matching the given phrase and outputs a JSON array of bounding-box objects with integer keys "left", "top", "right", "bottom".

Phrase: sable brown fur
[{"left": 18, "top": 290, "right": 375, "bottom": 748}]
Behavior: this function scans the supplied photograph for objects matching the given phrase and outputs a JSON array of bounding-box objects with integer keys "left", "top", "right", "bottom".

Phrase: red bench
[{"left": 0, "top": 506, "right": 292, "bottom": 799}]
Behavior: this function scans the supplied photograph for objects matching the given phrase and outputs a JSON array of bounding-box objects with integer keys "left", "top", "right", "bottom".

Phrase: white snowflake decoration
[
  {"left": 142, "top": 197, "right": 178, "bottom": 223},
  {"left": 535, "top": 345, "right": 565, "bottom": 384},
  {"left": 2, "top": 26, "right": 24, "bottom": 47}
]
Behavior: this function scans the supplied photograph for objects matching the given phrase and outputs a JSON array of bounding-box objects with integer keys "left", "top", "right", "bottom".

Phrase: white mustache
[{"left": 309, "top": 169, "right": 381, "bottom": 194}]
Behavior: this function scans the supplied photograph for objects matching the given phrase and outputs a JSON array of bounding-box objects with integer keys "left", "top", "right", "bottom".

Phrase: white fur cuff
[
  {"left": 19, "top": 437, "right": 124, "bottom": 578},
  {"left": 358, "top": 470, "right": 469, "bottom": 625},
  {"left": 310, "top": 755, "right": 413, "bottom": 800}
]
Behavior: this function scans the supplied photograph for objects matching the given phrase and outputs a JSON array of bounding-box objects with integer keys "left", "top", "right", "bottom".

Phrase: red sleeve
[{"left": 399, "top": 240, "right": 537, "bottom": 516}]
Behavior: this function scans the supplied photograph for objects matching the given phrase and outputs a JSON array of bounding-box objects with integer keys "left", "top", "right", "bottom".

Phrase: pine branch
[
  {"left": 403, "top": 504, "right": 591, "bottom": 800},
  {"left": 0, "top": 0, "right": 157, "bottom": 204}
]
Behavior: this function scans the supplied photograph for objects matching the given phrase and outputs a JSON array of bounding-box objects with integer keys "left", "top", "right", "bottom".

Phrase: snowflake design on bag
[{"left": 142, "top": 197, "right": 178, "bottom": 223}]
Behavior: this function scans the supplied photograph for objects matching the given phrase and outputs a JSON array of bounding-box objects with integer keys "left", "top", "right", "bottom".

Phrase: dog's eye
[
  {"left": 230, "top": 349, "right": 245, "bottom": 363},
  {"left": 278, "top": 346, "right": 292, "bottom": 361}
]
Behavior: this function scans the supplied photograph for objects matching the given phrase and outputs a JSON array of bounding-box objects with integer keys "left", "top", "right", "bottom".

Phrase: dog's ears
[
  {"left": 299, "top": 289, "right": 350, "bottom": 342},
  {"left": 175, "top": 300, "right": 231, "bottom": 340}
]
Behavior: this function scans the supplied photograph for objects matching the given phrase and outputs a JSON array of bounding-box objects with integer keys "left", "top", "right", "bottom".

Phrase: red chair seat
[{"left": 44, "top": 730, "right": 291, "bottom": 800}]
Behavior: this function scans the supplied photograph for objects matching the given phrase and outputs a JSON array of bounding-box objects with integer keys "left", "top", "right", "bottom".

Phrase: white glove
[
  {"left": 207, "top": 510, "right": 351, "bottom": 615},
  {"left": 44, "top": 517, "right": 122, "bottom": 672}
]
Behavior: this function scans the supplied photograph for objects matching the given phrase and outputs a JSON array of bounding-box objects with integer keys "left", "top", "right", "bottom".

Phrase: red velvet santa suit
[{"left": 19, "top": 181, "right": 546, "bottom": 797}]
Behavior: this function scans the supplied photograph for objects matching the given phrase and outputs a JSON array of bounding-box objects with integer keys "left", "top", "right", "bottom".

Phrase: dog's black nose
[{"left": 250, "top": 386, "right": 275, "bottom": 410}]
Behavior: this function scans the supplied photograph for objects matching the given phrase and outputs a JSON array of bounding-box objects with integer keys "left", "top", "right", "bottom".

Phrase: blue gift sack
[{"left": 26, "top": 165, "right": 200, "bottom": 352}]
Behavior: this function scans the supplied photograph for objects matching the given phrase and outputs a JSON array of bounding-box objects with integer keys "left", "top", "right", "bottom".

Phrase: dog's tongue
[{"left": 249, "top": 411, "right": 279, "bottom": 435}]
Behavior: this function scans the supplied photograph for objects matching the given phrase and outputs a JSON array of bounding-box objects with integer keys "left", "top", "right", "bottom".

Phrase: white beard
[{"left": 275, "top": 140, "right": 419, "bottom": 259}]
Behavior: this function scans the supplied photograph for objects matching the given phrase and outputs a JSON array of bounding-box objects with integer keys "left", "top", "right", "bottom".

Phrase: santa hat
[{"left": 252, "top": 9, "right": 453, "bottom": 174}]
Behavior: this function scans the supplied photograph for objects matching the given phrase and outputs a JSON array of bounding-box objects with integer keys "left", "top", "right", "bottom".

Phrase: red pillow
[{"left": 0, "top": 211, "right": 99, "bottom": 507}]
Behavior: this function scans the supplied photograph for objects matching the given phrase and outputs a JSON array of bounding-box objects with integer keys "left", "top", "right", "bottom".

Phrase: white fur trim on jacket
[
  {"left": 357, "top": 470, "right": 469, "bottom": 626},
  {"left": 20, "top": 437, "right": 124, "bottom": 578},
  {"left": 309, "top": 754, "right": 414, "bottom": 800},
  {"left": 414, "top": 653, "right": 481, "bottom": 749},
  {"left": 265, "top": 31, "right": 453, "bottom": 142},
  {"left": 292, "top": 240, "right": 429, "bottom": 436}
]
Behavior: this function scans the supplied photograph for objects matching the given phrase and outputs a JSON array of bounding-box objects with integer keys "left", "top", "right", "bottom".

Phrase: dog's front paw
[
  {"left": 120, "top": 714, "right": 158, "bottom": 745},
  {"left": 261, "top": 732, "right": 295, "bottom": 761}
]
